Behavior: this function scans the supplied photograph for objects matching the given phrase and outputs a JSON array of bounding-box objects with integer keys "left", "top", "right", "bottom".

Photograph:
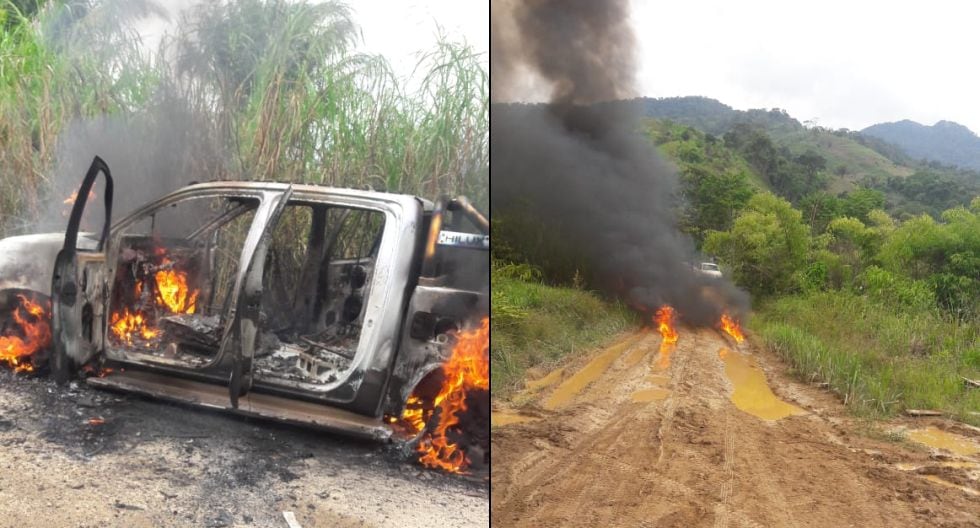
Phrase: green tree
[
  {"left": 795, "top": 150, "right": 826, "bottom": 181},
  {"left": 680, "top": 165, "right": 754, "bottom": 241},
  {"left": 650, "top": 119, "right": 758, "bottom": 242},
  {"left": 877, "top": 208, "right": 980, "bottom": 316},
  {"left": 841, "top": 188, "right": 885, "bottom": 223},
  {"left": 723, "top": 123, "right": 826, "bottom": 201},
  {"left": 799, "top": 191, "right": 843, "bottom": 233},
  {"left": 704, "top": 193, "right": 809, "bottom": 296},
  {"left": 825, "top": 216, "right": 876, "bottom": 283}
]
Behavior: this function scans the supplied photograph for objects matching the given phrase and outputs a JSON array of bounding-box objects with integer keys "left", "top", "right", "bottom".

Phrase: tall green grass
[
  {"left": 0, "top": 0, "right": 487, "bottom": 236},
  {"left": 492, "top": 262, "right": 638, "bottom": 394},
  {"left": 757, "top": 291, "right": 980, "bottom": 424}
]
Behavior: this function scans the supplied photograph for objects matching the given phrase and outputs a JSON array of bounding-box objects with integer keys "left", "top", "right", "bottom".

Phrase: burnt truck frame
[{"left": 0, "top": 157, "right": 489, "bottom": 440}]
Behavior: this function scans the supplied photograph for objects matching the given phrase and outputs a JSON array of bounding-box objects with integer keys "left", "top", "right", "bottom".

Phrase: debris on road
[
  {"left": 0, "top": 367, "right": 488, "bottom": 527},
  {"left": 282, "top": 511, "right": 302, "bottom": 528},
  {"left": 113, "top": 500, "right": 145, "bottom": 511},
  {"left": 906, "top": 409, "right": 944, "bottom": 417}
]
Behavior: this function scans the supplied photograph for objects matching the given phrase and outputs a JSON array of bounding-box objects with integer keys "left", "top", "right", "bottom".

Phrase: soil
[
  {"left": 491, "top": 328, "right": 980, "bottom": 528},
  {"left": 0, "top": 370, "right": 488, "bottom": 528}
]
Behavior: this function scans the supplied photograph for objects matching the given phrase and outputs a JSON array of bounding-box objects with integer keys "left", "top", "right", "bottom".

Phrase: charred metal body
[{"left": 0, "top": 158, "right": 489, "bottom": 440}]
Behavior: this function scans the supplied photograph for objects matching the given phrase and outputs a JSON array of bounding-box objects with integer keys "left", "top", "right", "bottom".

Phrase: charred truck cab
[{"left": 4, "top": 157, "right": 489, "bottom": 441}]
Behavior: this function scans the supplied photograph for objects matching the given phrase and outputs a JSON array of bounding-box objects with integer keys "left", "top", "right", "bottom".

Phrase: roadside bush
[
  {"left": 491, "top": 274, "right": 637, "bottom": 394},
  {"left": 491, "top": 260, "right": 543, "bottom": 282},
  {"left": 877, "top": 208, "right": 980, "bottom": 317},
  {"left": 858, "top": 265, "right": 934, "bottom": 312},
  {"left": 758, "top": 291, "right": 980, "bottom": 424}
]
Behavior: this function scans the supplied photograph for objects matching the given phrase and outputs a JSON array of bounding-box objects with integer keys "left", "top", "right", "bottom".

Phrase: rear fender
[{"left": 384, "top": 282, "right": 485, "bottom": 416}]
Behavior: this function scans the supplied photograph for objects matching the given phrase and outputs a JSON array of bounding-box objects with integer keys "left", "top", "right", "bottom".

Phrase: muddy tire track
[{"left": 492, "top": 328, "right": 980, "bottom": 528}]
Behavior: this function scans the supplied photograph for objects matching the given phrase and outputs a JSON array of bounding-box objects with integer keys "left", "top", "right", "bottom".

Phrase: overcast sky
[
  {"left": 142, "top": 0, "right": 488, "bottom": 86},
  {"left": 353, "top": 0, "right": 488, "bottom": 81},
  {"left": 632, "top": 0, "right": 980, "bottom": 133}
]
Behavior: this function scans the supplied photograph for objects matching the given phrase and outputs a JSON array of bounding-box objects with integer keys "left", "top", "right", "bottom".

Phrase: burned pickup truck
[{"left": 0, "top": 157, "right": 489, "bottom": 471}]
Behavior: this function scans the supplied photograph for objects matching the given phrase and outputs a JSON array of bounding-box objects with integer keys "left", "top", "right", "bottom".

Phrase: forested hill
[
  {"left": 636, "top": 96, "right": 803, "bottom": 136},
  {"left": 861, "top": 119, "right": 980, "bottom": 171},
  {"left": 621, "top": 97, "right": 980, "bottom": 220},
  {"left": 492, "top": 100, "right": 980, "bottom": 222}
]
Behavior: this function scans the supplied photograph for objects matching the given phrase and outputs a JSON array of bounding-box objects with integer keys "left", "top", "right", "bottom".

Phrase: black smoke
[
  {"left": 34, "top": 1, "right": 226, "bottom": 233},
  {"left": 491, "top": 0, "right": 749, "bottom": 325}
]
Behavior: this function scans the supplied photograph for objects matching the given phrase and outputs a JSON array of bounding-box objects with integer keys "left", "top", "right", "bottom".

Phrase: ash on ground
[{"left": 0, "top": 369, "right": 488, "bottom": 527}]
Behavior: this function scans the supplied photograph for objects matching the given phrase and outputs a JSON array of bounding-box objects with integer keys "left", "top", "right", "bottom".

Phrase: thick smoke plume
[
  {"left": 491, "top": 0, "right": 749, "bottom": 325},
  {"left": 34, "top": 1, "right": 225, "bottom": 233}
]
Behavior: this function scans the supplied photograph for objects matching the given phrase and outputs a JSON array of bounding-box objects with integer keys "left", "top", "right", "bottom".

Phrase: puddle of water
[
  {"left": 631, "top": 387, "right": 671, "bottom": 403},
  {"left": 719, "top": 348, "right": 805, "bottom": 421},
  {"left": 923, "top": 475, "right": 980, "bottom": 496},
  {"left": 524, "top": 368, "right": 565, "bottom": 393},
  {"left": 907, "top": 427, "right": 980, "bottom": 457},
  {"left": 491, "top": 412, "right": 536, "bottom": 427},
  {"left": 543, "top": 334, "right": 640, "bottom": 410}
]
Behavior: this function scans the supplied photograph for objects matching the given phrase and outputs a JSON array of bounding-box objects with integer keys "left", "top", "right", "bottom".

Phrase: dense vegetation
[
  {"left": 639, "top": 96, "right": 803, "bottom": 136},
  {"left": 0, "top": 0, "right": 487, "bottom": 236},
  {"left": 491, "top": 261, "right": 636, "bottom": 393},
  {"left": 642, "top": 97, "right": 980, "bottom": 219},
  {"left": 495, "top": 97, "right": 980, "bottom": 424}
]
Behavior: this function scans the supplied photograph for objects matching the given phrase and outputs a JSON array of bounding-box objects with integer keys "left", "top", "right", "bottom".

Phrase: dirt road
[
  {"left": 492, "top": 328, "right": 980, "bottom": 528},
  {"left": 0, "top": 370, "right": 488, "bottom": 528}
]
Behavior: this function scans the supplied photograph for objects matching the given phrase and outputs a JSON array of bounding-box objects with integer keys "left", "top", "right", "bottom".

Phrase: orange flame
[
  {"left": 110, "top": 308, "right": 161, "bottom": 345},
  {"left": 398, "top": 395, "right": 427, "bottom": 431},
  {"left": 654, "top": 305, "right": 678, "bottom": 345},
  {"left": 108, "top": 251, "right": 199, "bottom": 346},
  {"left": 154, "top": 267, "right": 198, "bottom": 314},
  {"left": 0, "top": 295, "right": 51, "bottom": 373},
  {"left": 719, "top": 313, "right": 745, "bottom": 344},
  {"left": 396, "top": 317, "right": 489, "bottom": 474},
  {"left": 63, "top": 189, "right": 96, "bottom": 205},
  {"left": 62, "top": 189, "right": 97, "bottom": 218},
  {"left": 82, "top": 364, "right": 116, "bottom": 378}
]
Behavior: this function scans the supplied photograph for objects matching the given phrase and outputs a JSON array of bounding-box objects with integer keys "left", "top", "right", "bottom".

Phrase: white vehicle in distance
[{"left": 695, "top": 262, "right": 722, "bottom": 278}]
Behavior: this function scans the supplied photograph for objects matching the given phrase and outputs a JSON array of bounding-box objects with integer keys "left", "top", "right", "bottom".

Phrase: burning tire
[{"left": 390, "top": 318, "right": 490, "bottom": 476}]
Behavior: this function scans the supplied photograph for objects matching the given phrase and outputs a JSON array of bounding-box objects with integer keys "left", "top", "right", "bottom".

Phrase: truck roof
[{"left": 179, "top": 181, "right": 435, "bottom": 212}]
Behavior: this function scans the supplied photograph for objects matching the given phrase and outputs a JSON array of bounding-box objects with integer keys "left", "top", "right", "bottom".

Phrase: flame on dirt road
[
  {"left": 0, "top": 295, "right": 51, "bottom": 373},
  {"left": 653, "top": 305, "right": 679, "bottom": 369},
  {"left": 654, "top": 305, "right": 678, "bottom": 345},
  {"left": 396, "top": 317, "right": 490, "bottom": 474},
  {"left": 719, "top": 313, "right": 745, "bottom": 344}
]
